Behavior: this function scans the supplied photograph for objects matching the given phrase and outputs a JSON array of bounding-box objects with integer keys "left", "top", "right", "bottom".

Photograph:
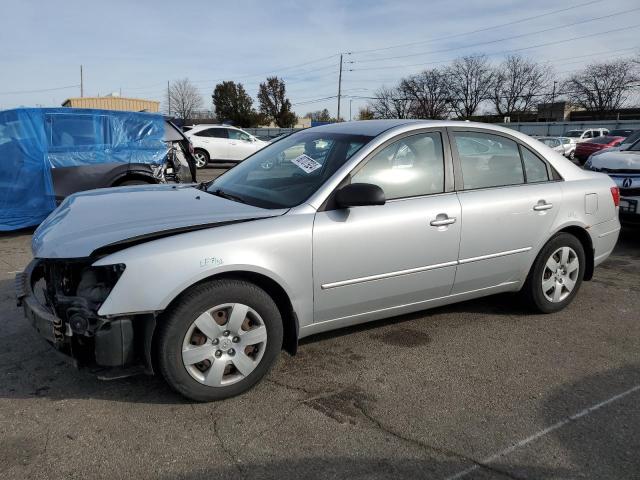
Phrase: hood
[
  {"left": 33, "top": 184, "right": 288, "bottom": 259},
  {"left": 588, "top": 150, "right": 640, "bottom": 171}
]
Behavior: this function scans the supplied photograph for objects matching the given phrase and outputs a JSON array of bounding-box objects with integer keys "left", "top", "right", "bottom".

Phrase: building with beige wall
[{"left": 62, "top": 95, "right": 159, "bottom": 112}]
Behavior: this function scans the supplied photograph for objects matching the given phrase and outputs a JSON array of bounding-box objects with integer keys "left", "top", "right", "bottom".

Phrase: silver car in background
[
  {"left": 537, "top": 136, "right": 577, "bottom": 161},
  {"left": 17, "top": 120, "right": 621, "bottom": 401}
]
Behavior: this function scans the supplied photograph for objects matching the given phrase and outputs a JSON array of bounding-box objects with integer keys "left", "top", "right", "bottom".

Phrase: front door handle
[
  {"left": 533, "top": 200, "right": 553, "bottom": 211},
  {"left": 430, "top": 214, "right": 457, "bottom": 227}
]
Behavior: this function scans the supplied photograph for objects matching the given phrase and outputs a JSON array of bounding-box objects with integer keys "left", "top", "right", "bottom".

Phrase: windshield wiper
[{"left": 210, "top": 188, "right": 247, "bottom": 204}]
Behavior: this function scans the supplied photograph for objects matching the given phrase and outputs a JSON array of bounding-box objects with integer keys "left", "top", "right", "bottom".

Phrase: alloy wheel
[
  {"left": 541, "top": 246, "right": 580, "bottom": 303},
  {"left": 194, "top": 152, "right": 207, "bottom": 168},
  {"left": 181, "top": 303, "right": 267, "bottom": 387}
]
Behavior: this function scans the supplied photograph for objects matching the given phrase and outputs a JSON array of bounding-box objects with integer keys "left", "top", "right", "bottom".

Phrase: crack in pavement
[
  {"left": 213, "top": 418, "right": 247, "bottom": 480},
  {"left": 352, "top": 401, "right": 526, "bottom": 480}
]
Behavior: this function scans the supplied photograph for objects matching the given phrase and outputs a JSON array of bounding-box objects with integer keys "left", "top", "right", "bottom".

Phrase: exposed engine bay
[{"left": 19, "top": 259, "right": 153, "bottom": 374}]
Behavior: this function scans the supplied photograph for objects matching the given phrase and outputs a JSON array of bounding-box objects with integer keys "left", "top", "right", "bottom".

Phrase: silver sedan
[{"left": 20, "top": 120, "right": 621, "bottom": 401}]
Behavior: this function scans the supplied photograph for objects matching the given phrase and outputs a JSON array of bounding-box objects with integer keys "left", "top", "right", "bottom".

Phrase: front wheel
[
  {"left": 156, "top": 279, "right": 283, "bottom": 402},
  {"left": 523, "top": 233, "right": 585, "bottom": 313}
]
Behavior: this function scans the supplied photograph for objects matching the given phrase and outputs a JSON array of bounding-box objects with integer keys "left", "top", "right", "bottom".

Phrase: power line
[
  {"left": 351, "top": 9, "right": 640, "bottom": 64},
  {"left": 348, "top": 26, "right": 640, "bottom": 74},
  {"left": 0, "top": 84, "right": 81, "bottom": 95},
  {"left": 348, "top": 0, "right": 600, "bottom": 55}
]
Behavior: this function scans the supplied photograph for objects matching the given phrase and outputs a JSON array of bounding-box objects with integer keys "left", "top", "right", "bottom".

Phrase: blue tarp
[{"left": 0, "top": 107, "right": 166, "bottom": 231}]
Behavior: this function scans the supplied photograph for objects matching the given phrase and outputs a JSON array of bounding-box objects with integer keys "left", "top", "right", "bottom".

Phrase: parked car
[
  {"left": 574, "top": 136, "right": 625, "bottom": 164},
  {"left": 17, "top": 120, "right": 620, "bottom": 401},
  {"left": 537, "top": 137, "right": 572, "bottom": 157},
  {"left": 584, "top": 135, "right": 640, "bottom": 224},
  {"left": 563, "top": 128, "right": 609, "bottom": 143},
  {"left": 608, "top": 128, "right": 636, "bottom": 138},
  {"left": 0, "top": 108, "right": 196, "bottom": 231},
  {"left": 186, "top": 125, "right": 268, "bottom": 168}
]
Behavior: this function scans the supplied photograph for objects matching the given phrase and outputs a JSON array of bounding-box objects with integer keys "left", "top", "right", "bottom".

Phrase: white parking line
[{"left": 444, "top": 384, "right": 640, "bottom": 480}]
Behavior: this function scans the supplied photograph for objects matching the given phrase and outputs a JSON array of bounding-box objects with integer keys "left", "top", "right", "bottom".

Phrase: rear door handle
[
  {"left": 430, "top": 214, "right": 457, "bottom": 227},
  {"left": 533, "top": 200, "right": 553, "bottom": 211}
]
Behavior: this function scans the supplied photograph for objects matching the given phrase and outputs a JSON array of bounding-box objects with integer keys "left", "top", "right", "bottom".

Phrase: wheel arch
[
  {"left": 111, "top": 170, "right": 158, "bottom": 186},
  {"left": 555, "top": 225, "right": 594, "bottom": 280},
  {"left": 156, "top": 269, "right": 299, "bottom": 357}
]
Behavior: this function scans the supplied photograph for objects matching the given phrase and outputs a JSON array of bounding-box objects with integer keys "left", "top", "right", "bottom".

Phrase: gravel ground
[{"left": 1, "top": 170, "right": 638, "bottom": 479}]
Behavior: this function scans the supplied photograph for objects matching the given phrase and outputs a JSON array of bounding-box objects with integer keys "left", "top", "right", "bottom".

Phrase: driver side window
[{"left": 352, "top": 132, "right": 445, "bottom": 200}]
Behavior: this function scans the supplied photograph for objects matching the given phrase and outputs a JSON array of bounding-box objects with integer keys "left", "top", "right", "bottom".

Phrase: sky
[{"left": 0, "top": 0, "right": 639, "bottom": 118}]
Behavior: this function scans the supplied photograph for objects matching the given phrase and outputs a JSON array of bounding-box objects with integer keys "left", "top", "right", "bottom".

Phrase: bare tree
[
  {"left": 166, "top": 78, "right": 203, "bottom": 120},
  {"left": 446, "top": 55, "right": 494, "bottom": 119},
  {"left": 563, "top": 60, "right": 640, "bottom": 118},
  {"left": 492, "top": 54, "right": 551, "bottom": 117},
  {"left": 400, "top": 69, "right": 451, "bottom": 119},
  {"left": 368, "top": 85, "right": 412, "bottom": 119}
]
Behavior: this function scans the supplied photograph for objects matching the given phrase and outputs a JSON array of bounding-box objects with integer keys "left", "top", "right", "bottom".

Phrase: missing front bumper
[{"left": 15, "top": 260, "right": 151, "bottom": 372}]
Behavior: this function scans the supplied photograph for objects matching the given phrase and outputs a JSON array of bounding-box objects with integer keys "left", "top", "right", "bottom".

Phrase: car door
[
  {"left": 190, "top": 127, "right": 230, "bottom": 160},
  {"left": 227, "top": 129, "right": 257, "bottom": 160},
  {"left": 448, "top": 128, "right": 562, "bottom": 294},
  {"left": 312, "top": 130, "right": 461, "bottom": 325}
]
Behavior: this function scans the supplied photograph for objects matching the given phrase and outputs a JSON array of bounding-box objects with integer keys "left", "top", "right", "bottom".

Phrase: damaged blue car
[{"left": 0, "top": 107, "right": 196, "bottom": 230}]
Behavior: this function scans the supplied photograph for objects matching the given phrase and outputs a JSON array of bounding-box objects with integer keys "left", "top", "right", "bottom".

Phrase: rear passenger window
[
  {"left": 46, "top": 113, "right": 108, "bottom": 147},
  {"left": 520, "top": 147, "right": 549, "bottom": 183},
  {"left": 453, "top": 132, "right": 524, "bottom": 190},
  {"left": 195, "top": 128, "right": 227, "bottom": 138},
  {"left": 352, "top": 132, "right": 444, "bottom": 199}
]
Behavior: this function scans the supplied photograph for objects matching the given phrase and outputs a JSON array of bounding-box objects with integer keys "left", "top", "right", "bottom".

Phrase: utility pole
[
  {"left": 167, "top": 81, "right": 171, "bottom": 116},
  {"left": 336, "top": 54, "right": 343, "bottom": 122},
  {"left": 80, "top": 65, "right": 84, "bottom": 98},
  {"left": 349, "top": 98, "right": 353, "bottom": 121}
]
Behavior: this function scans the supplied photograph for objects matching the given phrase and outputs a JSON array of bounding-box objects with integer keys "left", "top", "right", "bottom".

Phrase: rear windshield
[
  {"left": 564, "top": 130, "right": 583, "bottom": 137},
  {"left": 588, "top": 136, "right": 619, "bottom": 145}
]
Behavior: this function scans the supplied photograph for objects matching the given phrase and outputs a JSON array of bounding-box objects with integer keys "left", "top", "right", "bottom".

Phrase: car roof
[{"left": 190, "top": 124, "right": 242, "bottom": 130}]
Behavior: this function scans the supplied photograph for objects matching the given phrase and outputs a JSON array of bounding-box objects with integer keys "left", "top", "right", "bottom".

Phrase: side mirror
[{"left": 335, "top": 183, "right": 385, "bottom": 208}]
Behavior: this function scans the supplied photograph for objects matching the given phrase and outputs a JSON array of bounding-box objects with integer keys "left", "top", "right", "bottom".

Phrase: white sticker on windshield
[{"left": 290, "top": 154, "right": 322, "bottom": 174}]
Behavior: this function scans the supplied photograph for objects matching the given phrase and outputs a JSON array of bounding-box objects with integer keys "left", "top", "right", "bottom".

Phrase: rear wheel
[
  {"left": 193, "top": 149, "right": 209, "bottom": 169},
  {"left": 156, "top": 279, "right": 283, "bottom": 402},
  {"left": 523, "top": 233, "right": 585, "bottom": 313}
]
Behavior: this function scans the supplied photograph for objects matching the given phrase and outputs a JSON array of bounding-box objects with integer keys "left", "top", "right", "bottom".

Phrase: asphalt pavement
[{"left": 0, "top": 167, "right": 638, "bottom": 479}]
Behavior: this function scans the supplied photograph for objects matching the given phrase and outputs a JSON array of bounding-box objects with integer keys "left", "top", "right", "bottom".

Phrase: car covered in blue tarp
[{"left": 0, "top": 107, "right": 196, "bottom": 231}]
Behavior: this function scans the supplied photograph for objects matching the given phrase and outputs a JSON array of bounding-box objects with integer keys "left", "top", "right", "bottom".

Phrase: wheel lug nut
[
  {"left": 228, "top": 348, "right": 235, "bottom": 356},
  {"left": 215, "top": 350, "right": 222, "bottom": 358},
  {"left": 212, "top": 338, "right": 219, "bottom": 345},
  {"left": 223, "top": 330, "right": 230, "bottom": 337},
  {"left": 232, "top": 336, "right": 240, "bottom": 343}
]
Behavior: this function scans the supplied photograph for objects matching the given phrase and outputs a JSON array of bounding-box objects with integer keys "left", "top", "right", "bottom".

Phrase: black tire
[
  {"left": 522, "top": 233, "right": 586, "bottom": 314},
  {"left": 156, "top": 279, "right": 283, "bottom": 402},
  {"left": 119, "top": 179, "right": 151, "bottom": 186},
  {"left": 193, "top": 149, "right": 209, "bottom": 169},
  {"left": 569, "top": 150, "right": 575, "bottom": 161}
]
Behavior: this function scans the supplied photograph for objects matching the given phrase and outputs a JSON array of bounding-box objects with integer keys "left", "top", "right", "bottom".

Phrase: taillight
[{"left": 611, "top": 186, "right": 620, "bottom": 207}]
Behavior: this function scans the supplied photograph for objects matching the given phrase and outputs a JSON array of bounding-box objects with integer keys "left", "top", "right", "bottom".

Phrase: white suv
[
  {"left": 186, "top": 125, "right": 268, "bottom": 168},
  {"left": 563, "top": 128, "right": 609, "bottom": 144}
]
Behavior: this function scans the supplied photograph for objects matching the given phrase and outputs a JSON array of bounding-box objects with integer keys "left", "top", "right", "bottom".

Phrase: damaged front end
[{"left": 16, "top": 259, "right": 153, "bottom": 377}]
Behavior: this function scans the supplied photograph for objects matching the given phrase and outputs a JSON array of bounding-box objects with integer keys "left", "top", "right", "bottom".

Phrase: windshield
[
  {"left": 622, "top": 131, "right": 640, "bottom": 145},
  {"left": 208, "top": 131, "right": 372, "bottom": 208},
  {"left": 589, "top": 136, "right": 620, "bottom": 145},
  {"left": 563, "top": 130, "right": 584, "bottom": 137}
]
